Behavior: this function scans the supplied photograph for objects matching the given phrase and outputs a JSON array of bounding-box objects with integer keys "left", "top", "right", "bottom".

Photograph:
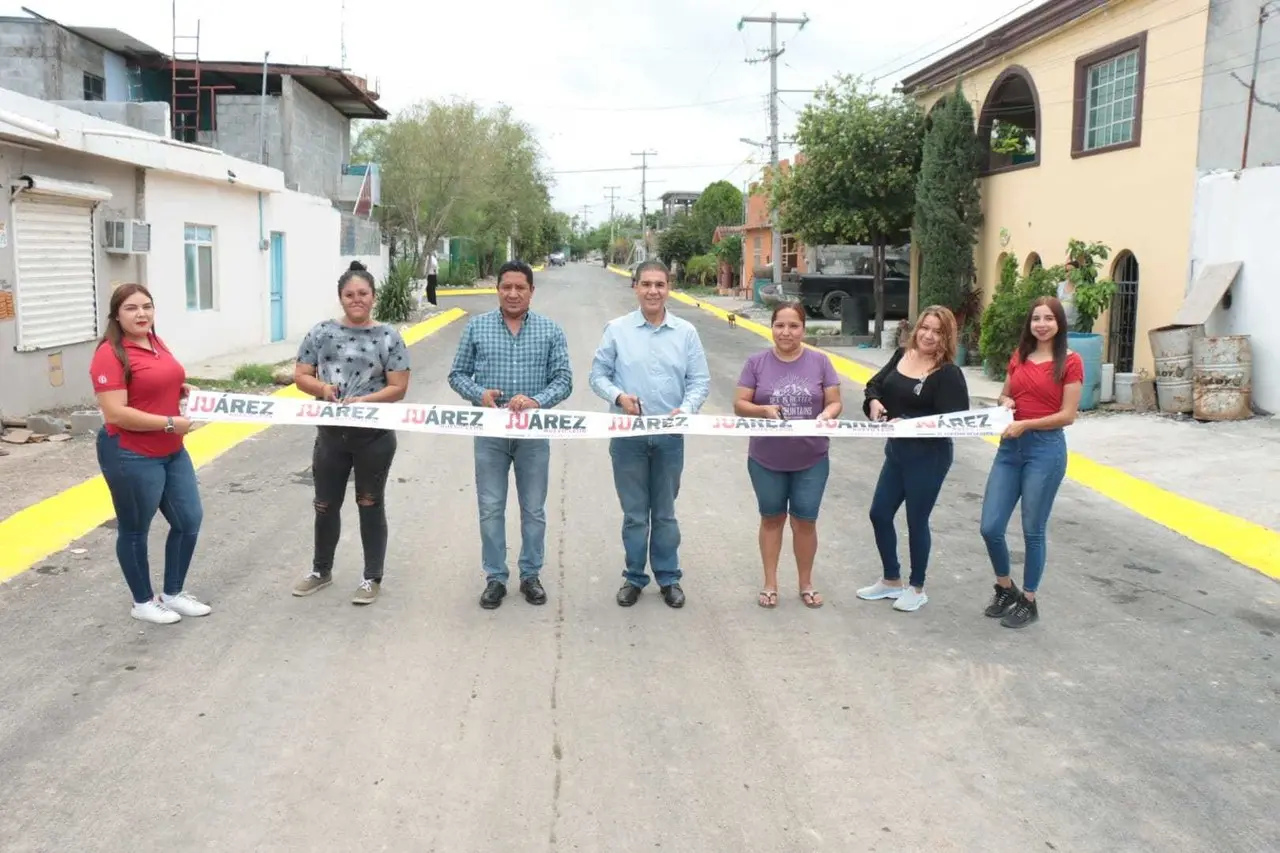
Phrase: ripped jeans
[{"left": 311, "top": 426, "right": 397, "bottom": 580}]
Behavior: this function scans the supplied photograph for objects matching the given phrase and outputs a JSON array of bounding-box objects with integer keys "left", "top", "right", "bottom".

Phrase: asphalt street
[{"left": 0, "top": 262, "right": 1276, "bottom": 853}]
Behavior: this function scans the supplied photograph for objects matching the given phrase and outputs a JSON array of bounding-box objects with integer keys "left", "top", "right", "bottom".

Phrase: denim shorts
[{"left": 747, "top": 456, "right": 831, "bottom": 521}]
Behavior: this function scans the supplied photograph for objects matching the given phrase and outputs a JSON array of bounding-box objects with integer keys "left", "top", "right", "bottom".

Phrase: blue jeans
[
  {"left": 747, "top": 456, "right": 830, "bottom": 521},
  {"left": 95, "top": 429, "right": 204, "bottom": 603},
  {"left": 610, "top": 434, "right": 684, "bottom": 588},
  {"left": 980, "top": 428, "right": 1068, "bottom": 593},
  {"left": 474, "top": 437, "right": 550, "bottom": 584},
  {"left": 868, "top": 438, "right": 954, "bottom": 589}
]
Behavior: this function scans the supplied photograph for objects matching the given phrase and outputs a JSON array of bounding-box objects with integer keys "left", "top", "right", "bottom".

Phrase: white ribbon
[{"left": 186, "top": 391, "right": 1011, "bottom": 439}]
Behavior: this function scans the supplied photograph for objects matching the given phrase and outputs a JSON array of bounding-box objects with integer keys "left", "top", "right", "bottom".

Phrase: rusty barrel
[
  {"left": 1192, "top": 334, "right": 1252, "bottom": 421},
  {"left": 1148, "top": 324, "right": 1202, "bottom": 414}
]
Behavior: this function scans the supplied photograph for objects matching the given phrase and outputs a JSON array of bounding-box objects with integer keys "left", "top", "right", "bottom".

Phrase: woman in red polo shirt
[
  {"left": 979, "top": 296, "right": 1082, "bottom": 629},
  {"left": 91, "top": 283, "right": 209, "bottom": 625}
]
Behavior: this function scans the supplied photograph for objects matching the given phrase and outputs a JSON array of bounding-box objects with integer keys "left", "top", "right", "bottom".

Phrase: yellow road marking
[
  {"left": 668, "top": 290, "right": 1280, "bottom": 580},
  {"left": 0, "top": 308, "right": 467, "bottom": 583},
  {"left": 438, "top": 288, "right": 497, "bottom": 297}
]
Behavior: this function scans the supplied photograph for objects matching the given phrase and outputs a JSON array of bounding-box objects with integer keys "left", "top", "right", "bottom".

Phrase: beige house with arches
[{"left": 900, "top": 0, "right": 1271, "bottom": 376}]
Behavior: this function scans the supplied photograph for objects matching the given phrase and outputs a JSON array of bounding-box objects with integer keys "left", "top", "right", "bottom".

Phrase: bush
[
  {"left": 683, "top": 254, "right": 718, "bottom": 287},
  {"left": 979, "top": 252, "right": 1058, "bottom": 379},
  {"left": 374, "top": 257, "right": 416, "bottom": 323}
]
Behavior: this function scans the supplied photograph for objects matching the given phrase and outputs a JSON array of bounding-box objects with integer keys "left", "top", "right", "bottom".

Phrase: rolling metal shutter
[{"left": 12, "top": 196, "right": 98, "bottom": 352}]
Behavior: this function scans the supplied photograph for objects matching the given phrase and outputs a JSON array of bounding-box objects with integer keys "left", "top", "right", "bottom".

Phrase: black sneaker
[
  {"left": 520, "top": 577, "right": 547, "bottom": 605},
  {"left": 984, "top": 581, "right": 1021, "bottom": 618},
  {"left": 1000, "top": 594, "right": 1039, "bottom": 629}
]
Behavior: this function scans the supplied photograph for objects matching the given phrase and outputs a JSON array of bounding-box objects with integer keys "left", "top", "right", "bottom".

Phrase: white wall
[
  {"left": 0, "top": 146, "right": 141, "bottom": 417},
  {"left": 1188, "top": 166, "right": 1280, "bottom": 414},
  {"left": 340, "top": 244, "right": 390, "bottom": 284},
  {"left": 143, "top": 172, "right": 268, "bottom": 364},
  {"left": 265, "top": 189, "right": 342, "bottom": 338}
]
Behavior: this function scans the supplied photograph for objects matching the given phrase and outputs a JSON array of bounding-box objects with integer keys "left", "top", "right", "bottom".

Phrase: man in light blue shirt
[{"left": 590, "top": 259, "right": 711, "bottom": 609}]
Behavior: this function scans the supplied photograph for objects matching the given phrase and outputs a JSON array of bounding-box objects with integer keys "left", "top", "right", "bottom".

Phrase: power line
[
  {"left": 547, "top": 161, "right": 763, "bottom": 175},
  {"left": 869, "top": 0, "right": 1042, "bottom": 84}
]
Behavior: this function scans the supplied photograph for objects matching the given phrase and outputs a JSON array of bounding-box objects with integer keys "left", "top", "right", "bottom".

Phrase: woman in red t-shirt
[
  {"left": 90, "top": 283, "right": 210, "bottom": 626},
  {"left": 979, "top": 296, "right": 1083, "bottom": 629}
]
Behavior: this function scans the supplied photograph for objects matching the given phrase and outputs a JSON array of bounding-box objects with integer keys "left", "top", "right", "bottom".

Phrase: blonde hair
[{"left": 908, "top": 304, "right": 958, "bottom": 364}]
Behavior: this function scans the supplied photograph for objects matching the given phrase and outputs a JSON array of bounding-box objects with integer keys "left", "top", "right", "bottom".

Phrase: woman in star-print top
[{"left": 290, "top": 260, "right": 412, "bottom": 605}]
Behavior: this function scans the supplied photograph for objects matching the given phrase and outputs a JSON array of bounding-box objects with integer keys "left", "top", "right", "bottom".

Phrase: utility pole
[
  {"left": 739, "top": 11, "right": 809, "bottom": 286},
  {"left": 632, "top": 150, "right": 657, "bottom": 257},
  {"left": 1241, "top": 1, "right": 1280, "bottom": 169},
  {"left": 604, "top": 185, "right": 621, "bottom": 249}
]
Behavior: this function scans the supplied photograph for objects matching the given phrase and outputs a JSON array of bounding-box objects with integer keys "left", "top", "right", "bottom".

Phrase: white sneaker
[
  {"left": 161, "top": 591, "right": 212, "bottom": 617},
  {"left": 131, "top": 599, "right": 181, "bottom": 624},
  {"left": 856, "top": 580, "right": 905, "bottom": 600},
  {"left": 893, "top": 588, "right": 929, "bottom": 612}
]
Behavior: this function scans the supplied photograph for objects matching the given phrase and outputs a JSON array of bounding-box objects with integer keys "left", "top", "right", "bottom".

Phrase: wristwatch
[{"left": 164, "top": 416, "right": 176, "bottom": 434}]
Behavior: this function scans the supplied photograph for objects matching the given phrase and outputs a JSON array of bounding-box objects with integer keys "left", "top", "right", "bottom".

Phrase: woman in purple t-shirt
[{"left": 734, "top": 303, "right": 843, "bottom": 609}]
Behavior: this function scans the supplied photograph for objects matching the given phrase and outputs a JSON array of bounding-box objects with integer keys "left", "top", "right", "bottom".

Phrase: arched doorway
[
  {"left": 1024, "top": 252, "right": 1042, "bottom": 275},
  {"left": 1109, "top": 251, "right": 1140, "bottom": 373}
]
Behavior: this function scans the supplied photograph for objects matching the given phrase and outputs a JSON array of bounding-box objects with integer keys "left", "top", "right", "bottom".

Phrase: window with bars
[
  {"left": 1084, "top": 50, "right": 1139, "bottom": 150},
  {"left": 82, "top": 72, "right": 104, "bottom": 102},
  {"left": 1072, "top": 33, "right": 1147, "bottom": 158},
  {"left": 1109, "top": 252, "right": 1140, "bottom": 374}
]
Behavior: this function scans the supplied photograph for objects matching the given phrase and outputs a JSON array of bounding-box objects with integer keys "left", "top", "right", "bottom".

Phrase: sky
[{"left": 4, "top": 0, "right": 1048, "bottom": 227}]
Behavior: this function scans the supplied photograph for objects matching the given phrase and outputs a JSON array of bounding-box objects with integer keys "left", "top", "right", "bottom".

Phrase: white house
[{"left": 0, "top": 87, "right": 385, "bottom": 419}]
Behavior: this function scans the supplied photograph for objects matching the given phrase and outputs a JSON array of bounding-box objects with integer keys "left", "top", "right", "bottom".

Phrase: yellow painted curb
[
  {"left": 438, "top": 288, "right": 497, "bottom": 297},
  {"left": 0, "top": 308, "right": 467, "bottom": 583},
  {"left": 607, "top": 265, "right": 630, "bottom": 277},
  {"left": 667, "top": 290, "right": 1280, "bottom": 580}
]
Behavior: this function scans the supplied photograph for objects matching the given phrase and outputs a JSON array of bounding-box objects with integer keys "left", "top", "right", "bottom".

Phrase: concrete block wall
[
  {"left": 51, "top": 101, "right": 170, "bottom": 136},
  {"left": 0, "top": 20, "right": 107, "bottom": 102},
  {"left": 281, "top": 76, "right": 350, "bottom": 200},
  {"left": 211, "top": 95, "right": 284, "bottom": 170}
]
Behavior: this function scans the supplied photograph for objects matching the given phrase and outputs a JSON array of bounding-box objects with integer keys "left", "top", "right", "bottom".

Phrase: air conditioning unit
[{"left": 103, "top": 219, "right": 152, "bottom": 254}]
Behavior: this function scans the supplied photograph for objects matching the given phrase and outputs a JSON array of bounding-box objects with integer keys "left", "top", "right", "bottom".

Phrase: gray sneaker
[
  {"left": 352, "top": 578, "right": 379, "bottom": 605},
  {"left": 292, "top": 571, "right": 332, "bottom": 597}
]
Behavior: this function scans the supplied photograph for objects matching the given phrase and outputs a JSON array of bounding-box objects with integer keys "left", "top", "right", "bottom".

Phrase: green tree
[
  {"left": 774, "top": 74, "right": 925, "bottom": 338},
  {"left": 913, "top": 83, "right": 984, "bottom": 316},
  {"left": 354, "top": 99, "right": 556, "bottom": 279},
  {"left": 691, "top": 180, "right": 744, "bottom": 246},
  {"left": 657, "top": 212, "right": 705, "bottom": 269}
]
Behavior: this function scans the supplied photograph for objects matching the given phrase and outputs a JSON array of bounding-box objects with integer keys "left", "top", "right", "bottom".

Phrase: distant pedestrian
[
  {"left": 291, "top": 260, "right": 412, "bottom": 606},
  {"left": 91, "top": 283, "right": 208, "bottom": 625},
  {"left": 590, "top": 259, "right": 710, "bottom": 609},
  {"left": 449, "top": 260, "right": 573, "bottom": 610},
  {"left": 856, "top": 305, "right": 970, "bottom": 613},
  {"left": 426, "top": 251, "right": 439, "bottom": 306},
  {"left": 979, "top": 296, "right": 1082, "bottom": 629},
  {"left": 734, "top": 303, "right": 842, "bottom": 609}
]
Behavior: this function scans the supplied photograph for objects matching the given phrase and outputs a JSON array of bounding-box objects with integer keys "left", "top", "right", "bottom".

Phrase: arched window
[
  {"left": 1109, "top": 251, "right": 1140, "bottom": 373},
  {"left": 1024, "top": 252, "right": 1043, "bottom": 275},
  {"left": 977, "top": 66, "right": 1042, "bottom": 174}
]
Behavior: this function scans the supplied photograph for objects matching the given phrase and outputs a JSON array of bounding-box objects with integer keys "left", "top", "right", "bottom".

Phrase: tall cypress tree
[{"left": 913, "top": 82, "right": 983, "bottom": 311}]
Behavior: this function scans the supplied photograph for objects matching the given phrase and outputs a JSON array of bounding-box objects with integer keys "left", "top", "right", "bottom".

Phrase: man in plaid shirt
[{"left": 448, "top": 260, "right": 573, "bottom": 610}]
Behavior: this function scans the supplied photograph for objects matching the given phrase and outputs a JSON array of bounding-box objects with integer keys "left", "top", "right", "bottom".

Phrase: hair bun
[{"left": 347, "top": 260, "right": 367, "bottom": 272}]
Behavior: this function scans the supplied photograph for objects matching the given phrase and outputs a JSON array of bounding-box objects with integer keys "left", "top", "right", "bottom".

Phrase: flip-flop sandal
[
  {"left": 758, "top": 589, "right": 778, "bottom": 608},
  {"left": 800, "top": 590, "right": 824, "bottom": 609}
]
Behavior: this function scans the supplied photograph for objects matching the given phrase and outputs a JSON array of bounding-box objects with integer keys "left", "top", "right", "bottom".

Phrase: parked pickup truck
[{"left": 781, "top": 255, "right": 912, "bottom": 321}]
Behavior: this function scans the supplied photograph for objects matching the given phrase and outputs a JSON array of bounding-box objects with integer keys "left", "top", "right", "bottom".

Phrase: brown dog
[{"left": 727, "top": 313, "right": 737, "bottom": 329}]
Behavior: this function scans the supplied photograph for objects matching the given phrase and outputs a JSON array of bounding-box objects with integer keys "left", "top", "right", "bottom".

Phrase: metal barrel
[
  {"left": 1148, "top": 324, "right": 1203, "bottom": 414},
  {"left": 1193, "top": 335, "right": 1253, "bottom": 421}
]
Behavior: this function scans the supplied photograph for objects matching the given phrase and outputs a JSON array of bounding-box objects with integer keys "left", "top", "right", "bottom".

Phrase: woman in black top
[{"left": 855, "top": 306, "right": 970, "bottom": 614}]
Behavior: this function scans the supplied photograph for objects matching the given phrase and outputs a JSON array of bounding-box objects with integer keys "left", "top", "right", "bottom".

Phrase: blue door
[{"left": 269, "top": 232, "right": 286, "bottom": 342}]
